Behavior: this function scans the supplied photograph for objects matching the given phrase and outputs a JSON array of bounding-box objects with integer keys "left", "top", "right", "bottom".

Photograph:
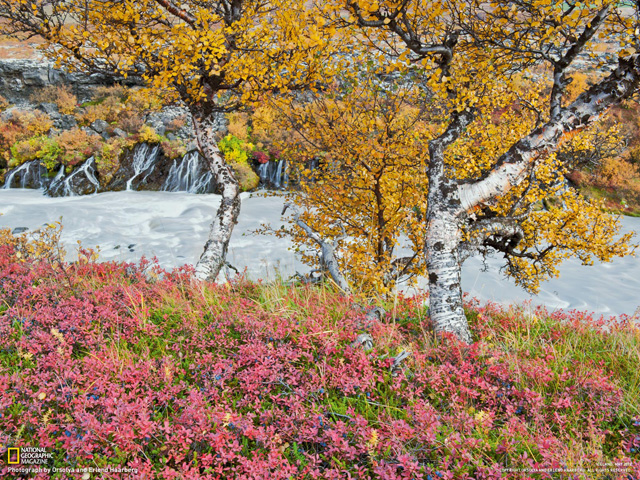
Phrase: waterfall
[
  {"left": 45, "top": 165, "right": 65, "bottom": 192},
  {"left": 257, "top": 163, "right": 269, "bottom": 184},
  {"left": 63, "top": 158, "right": 99, "bottom": 196},
  {"left": 126, "top": 144, "right": 160, "bottom": 190},
  {"left": 162, "top": 151, "right": 215, "bottom": 194},
  {"left": 257, "top": 160, "right": 287, "bottom": 189},
  {"left": 2, "top": 160, "right": 46, "bottom": 189}
]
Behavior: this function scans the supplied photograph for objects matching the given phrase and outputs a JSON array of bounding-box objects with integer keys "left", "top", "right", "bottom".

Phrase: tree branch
[
  {"left": 550, "top": 6, "right": 610, "bottom": 118},
  {"left": 457, "top": 54, "right": 640, "bottom": 214},
  {"left": 282, "top": 203, "right": 351, "bottom": 294},
  {"left": 154, "top": 0, "right": 197, "bottom": 26}
]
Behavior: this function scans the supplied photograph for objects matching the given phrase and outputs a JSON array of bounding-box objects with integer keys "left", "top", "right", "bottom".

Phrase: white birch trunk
[
  {"left": 425, "top": 213, "right": 472, "bottom": 343},
  {"left": 191, "top": 107, "right": 241, "bottom": 282}
]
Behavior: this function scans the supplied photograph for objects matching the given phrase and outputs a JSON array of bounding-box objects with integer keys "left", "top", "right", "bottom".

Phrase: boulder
[
  {"left": 91, "top": 119, "right": 109, "bottom": 133},
  {"left": 58, "top": 115, "right": 78, "bottom": 130}
]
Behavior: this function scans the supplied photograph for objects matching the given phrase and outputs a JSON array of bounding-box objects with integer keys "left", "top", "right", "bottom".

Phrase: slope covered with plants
[{"left": 0, "top": 226, "right": 638, "bottom": 479}]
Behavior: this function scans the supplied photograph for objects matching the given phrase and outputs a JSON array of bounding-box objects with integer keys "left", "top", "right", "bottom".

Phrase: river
[{"left": 1, "top": 189, "right": 639, "bottom": 318}]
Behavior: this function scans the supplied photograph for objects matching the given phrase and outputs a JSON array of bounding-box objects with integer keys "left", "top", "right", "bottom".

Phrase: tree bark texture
[
  {"left": 425, "top": 55, "right": 640, "bottom": 343},
  {"left": 425, "top": 214, "right": 472, "bottom": 344},
  {"left": 191, "top": 106, "right": 241, "bottom": 282}
]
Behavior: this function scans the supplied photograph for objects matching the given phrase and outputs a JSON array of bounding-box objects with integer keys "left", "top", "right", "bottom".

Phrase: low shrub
[
  {"left": 117, "top": 110, "right": 145, "bottom": 134},
  {"left": 0, "top": 95, "right": 9, "bottom": 112},
  {"left": 9, "top": 135, "right": 60, "bottom": 170},
  {"left": 95, "top": 137, "right": 129, "bottom": 184},
  {"left": 232, "top": 161, "right": 260, "bottom": 191},
  {"left": 0, "top": 110, "right": 53, "bottom": 163},
  {"left": 165, "top": 115, "right": 187, "bottom": 133},
  {"left": 160, "top": 138, "right": 187, "bottom": 160},
  {"left": 30, "top": 85, "right": 77, "bottom": 115},
  {"left": 136, "top": 124, "right": 163, "bottom": 144},
  {"left": 0, "top": 230, "right": 638, "bottom": 479},
  {"left": 76, "top": 96, "right": 124, "bottom": 126},
  {"left": 54, "top": 128, "right": 102, "bottom": 168}
]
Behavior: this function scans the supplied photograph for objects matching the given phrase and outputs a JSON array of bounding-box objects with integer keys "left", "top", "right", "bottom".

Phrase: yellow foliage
[
  {"left": 136, "top": 125, "right": 162, "bottom": 144},
  {"left": 268, "top": 71, "right": 429, "bottom": 295},
  {"left": 226, "top": 112, "right": 250, "bottom": 141},
  {"left": 0, "top": 221, "right": 65, "bottom": 263},
  {"left": 0, "top": 109, "right": 53, "bottom": 162}
]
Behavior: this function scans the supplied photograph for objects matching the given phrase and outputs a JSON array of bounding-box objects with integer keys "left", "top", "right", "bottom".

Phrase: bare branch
[{"left": 282, "top": 203, "right": 351, "bottom": 294}]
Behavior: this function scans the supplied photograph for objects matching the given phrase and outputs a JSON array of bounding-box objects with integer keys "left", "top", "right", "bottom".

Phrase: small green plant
[{"left": 219, "top": 134, "right": 255, "bottom": 165}]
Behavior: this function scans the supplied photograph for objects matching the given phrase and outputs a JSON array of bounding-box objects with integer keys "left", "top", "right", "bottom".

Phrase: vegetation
[
  {"left": 246, "top": 0, "right": 640, "bottom": 342},
  {"left": 0, "top": 226, "right": 638, "bottom": 479},
  {"left": 0, "top": 0, "right": 336, "bottom": 282},
  {"left": 0, "top": 2, "right": 639, "bottom": 477}
]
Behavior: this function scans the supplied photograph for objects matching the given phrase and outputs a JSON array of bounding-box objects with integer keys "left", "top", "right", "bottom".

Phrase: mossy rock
[{"left": 232, "top": 162, "right": 260, "bottom": 191}]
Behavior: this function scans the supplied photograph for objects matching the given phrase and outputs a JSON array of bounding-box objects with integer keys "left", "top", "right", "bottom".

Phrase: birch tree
[
  {"left": 0, "top": 0, "right": 333, "bottom": 281},
  {"left": 302, "top": 0, "right": 639, "bottom": 343}
]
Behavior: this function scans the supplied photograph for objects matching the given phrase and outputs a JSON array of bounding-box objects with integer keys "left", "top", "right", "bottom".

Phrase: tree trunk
[
  {"left": 424, "top": 212, "right": 472, "bottom": 344},
  {"left": 425, "top": 131, "right": 475, "bottom": 344},
  {"left": 190, "top": 106, "right": 241, "bottom": 282}
]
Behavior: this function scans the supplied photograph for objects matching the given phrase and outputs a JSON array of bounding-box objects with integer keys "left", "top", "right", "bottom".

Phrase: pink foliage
[{"left": 0, "top": 243, "right": 638, "bottom": 479}]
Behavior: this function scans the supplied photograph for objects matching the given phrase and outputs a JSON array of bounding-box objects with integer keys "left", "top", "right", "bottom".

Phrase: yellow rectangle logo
[{"left": 7, "top": 447, "right": 20, "bottom": 464}]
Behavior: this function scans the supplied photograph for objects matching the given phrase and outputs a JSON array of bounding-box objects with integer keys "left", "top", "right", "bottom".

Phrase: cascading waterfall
[
  {"left": 2, "top": 144, "right": 290, "bottom": 196},
  {"left": 257, "top": 163, "right": 269, "bottom": 184},
  {"left": 62, "top": 158, "right": 99, "bottom": 196},
  {"left": 45, "top": 165, "right": 66, "bottom": 193},
  {"left": 2, "top": 160, "right": 47, "bottom": 189},
  {"left": 162, "top": 151, "right": 215, "bottom": 194},
  {"left": 257, "top": 160, "right": 288, "bottom": 189},
  {"left": 127, "top": 144, "right": 160, "bottom": 190}
]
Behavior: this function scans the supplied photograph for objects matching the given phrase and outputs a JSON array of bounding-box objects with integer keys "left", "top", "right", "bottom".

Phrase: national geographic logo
[
  {"left": 5, "top": 447, "right": 53, "bottom": 465},
  {"left": 7, "top": 447, "right": 19, "bottom": 464}
]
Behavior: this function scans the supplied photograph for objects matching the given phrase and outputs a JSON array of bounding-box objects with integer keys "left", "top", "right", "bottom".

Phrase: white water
[
  {"left": 127, "top": 144, "right": 160, "bottom": 190},
  {"left": 162, "top": 151, "right": 214, "bottom": 193},
  {"left": 2, "top": 160, "right": 43, "bottom": 189},
  {"left": 0, "top": 189, "right": 638, "bottom": 318}
]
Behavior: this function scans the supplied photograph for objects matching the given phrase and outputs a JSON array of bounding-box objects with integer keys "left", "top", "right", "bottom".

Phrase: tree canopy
[
  {"left": 0, "top": 0, "right": 337, "bottom": 282},
  {"left": 264, "top": 0, "right": 640, "bottom": 341}
]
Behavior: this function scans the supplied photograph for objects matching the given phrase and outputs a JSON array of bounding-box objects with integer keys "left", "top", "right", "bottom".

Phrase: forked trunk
[
  {"left": 191, "top": 106, "right": 241, "bottom": 282},
  {"left": 425, "top": 213, "right": 472, "bottom": 344}
]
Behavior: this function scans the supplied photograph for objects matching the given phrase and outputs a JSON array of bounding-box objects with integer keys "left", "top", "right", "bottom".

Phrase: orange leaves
[{"left": 0, "top": 0, "right": 336, "bottom": 107}]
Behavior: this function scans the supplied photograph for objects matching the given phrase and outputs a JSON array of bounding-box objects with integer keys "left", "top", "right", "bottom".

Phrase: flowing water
[
  {"left": 1, "top": 189, "right": 639, "bottom": 318},
  {"left": 162, "top": 151, "right": 215, "bottom": 194}
]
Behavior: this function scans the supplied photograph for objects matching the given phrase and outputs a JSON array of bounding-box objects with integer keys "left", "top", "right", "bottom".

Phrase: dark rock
[
  {"left": 59, "top": 115, "right": 78, "bottom": 130},
  {"left": 91, "top": 119, "right": 109, "bottom": 133},
  {"left": 47, "top": 158, "right": 99, "bottom": 196},
  {"left": 11, "top": 227, "right": 29, "bottom": 235},
  {"left": 81, "top": 126, "right": 100, "bottom": 138},
  {"left": 113, "top": 128, "right": 127, "bottom": 138},
  {"left": 36, "top": 102, "right": 60, "bottom": 117},
  {"left": 2, "top": 160, "right": 50, "bottom": 189},
  {"left": 0, "top": 59, "right": 144, "bottom": 105}
]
